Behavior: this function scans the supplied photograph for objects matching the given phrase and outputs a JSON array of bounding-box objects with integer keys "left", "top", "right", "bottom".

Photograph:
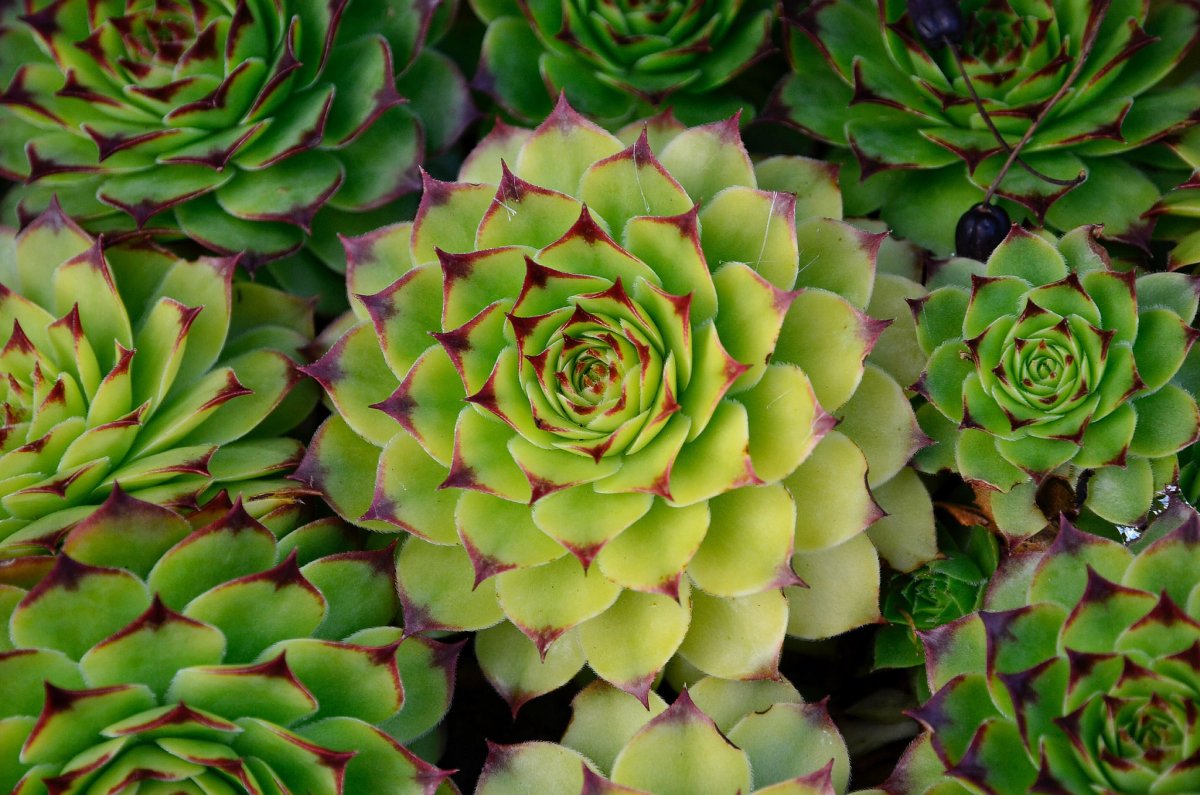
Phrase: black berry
[
  {"left": 908, "top": 0, "right": 965, "bottom": 47},
  {"left": 955, "top": 202, "right": 1011, "bottom": 261}
]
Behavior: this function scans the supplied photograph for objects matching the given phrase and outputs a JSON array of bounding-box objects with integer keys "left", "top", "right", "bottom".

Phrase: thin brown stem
[
  {"left": 980, "top": 0, "right": 1109, "bottom": 204},
  {"left": 948, "top": 43, "right": 1084, "bottom": 187}
]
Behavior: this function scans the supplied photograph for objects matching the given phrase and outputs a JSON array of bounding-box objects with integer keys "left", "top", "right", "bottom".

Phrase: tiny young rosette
[
  {"left": 882, "top": 504, "right": 1200, "bottom": 794},
  {"left": 470, "top": 0, "right": 775, "bottom": 127},
  {"left": 0, "top": 489, "right": 459, "bottom": 794},
  {"left": 0, "top": 202, "right": 316, "bottom": 557},
  {"left": 299, "top": 99, "right": 936, "bottom": 705},
  {"left": 773, "top": 0, "right": 1200, "bottom": 255},
  {"left": 912, "top": 225, "right": 1200, "bottom": 538},
  {"left": 475, "top": 677, "right": 850, "bottom": 795},
  {"left": 0, "top": 0, "right": 473, "bottom": 272},
  {"left": 875, "top": 524, "right": 999, "bottom": 670}
]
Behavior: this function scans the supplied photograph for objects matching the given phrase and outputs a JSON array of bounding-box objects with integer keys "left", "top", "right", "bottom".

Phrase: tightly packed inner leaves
[{"left": 300, "top": 98, "right": 935, "bottom": 704}]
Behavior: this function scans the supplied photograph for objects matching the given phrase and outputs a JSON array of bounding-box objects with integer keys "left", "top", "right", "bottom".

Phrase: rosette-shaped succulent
[
  {"left": 881, "top": 505, "right": 1200, "bottom": 794},
  {"left": 470, "top": 0, "right": 774, "bottom": 126},
  {"left": 299, "top": 100, "right": 936, "bottom": 705},
  {"left": 476, "top": 677, "right": 850, "bottom": 794},
  {"left": 773, "top": 0, "right": 1200, "bottom": 254},
  {"left": 0, "top": 489, "right": 459, "bottom": 793},
  {"left": 912, "top": 225, "right": 1200, "bottom": 538},
  {"left": 0, "top": 202, "right": 315, "bottom": 556},
  {"left": 875, "top": 524, "right": 999, "bottom": 669},
  {"left": 0, "top": 0, "right": 472, "bottom": 267}
]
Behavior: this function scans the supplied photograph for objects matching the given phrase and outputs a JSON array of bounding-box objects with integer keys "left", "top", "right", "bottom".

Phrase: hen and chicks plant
[{"left": 300, "top": 98, "right": 937, "bottom": 706}]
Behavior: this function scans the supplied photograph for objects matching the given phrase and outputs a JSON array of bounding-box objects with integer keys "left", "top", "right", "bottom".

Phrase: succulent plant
[
  {"left": 0, "top": 202, "right": 317, "bottom": 557},
  {"left": 0, "top": 0, "right": 473, "bottom": 273},
  {"left": 875, "top": 523, "right": 999, "bottom": 670},
  {"left": 0, "top": 488, "right": 459, "bottom": 794},
  {"left": 299, "top": 99, "right": 937, "bottom": 706},
  {"left": 772, "top": 0, "right": 1200, "bottom": 255},
  {"left": 469, "top": 0, "right": 775, "bottom": 127},
  {"left": 476, "top": 676, "right": 850, "bottom": 794},
  {"left": 912, "top": 224, "right": 1200, "bottom": 538},
  {"left": 881, "top": 504, "right": 1200, "bottom": 794}
]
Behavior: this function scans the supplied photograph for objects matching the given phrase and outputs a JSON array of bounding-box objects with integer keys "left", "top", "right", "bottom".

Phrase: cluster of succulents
[{"left": 2, "top": 0, "right": 1200, "bottom": 791}]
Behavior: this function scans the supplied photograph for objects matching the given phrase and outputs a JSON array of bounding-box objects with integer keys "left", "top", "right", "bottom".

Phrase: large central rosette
[{"left": 300, "top": 99, "right": 934, "bottom": 703}]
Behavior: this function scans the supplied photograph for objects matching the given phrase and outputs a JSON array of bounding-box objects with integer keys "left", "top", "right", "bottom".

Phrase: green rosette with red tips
[
  {"left": 879, "top": 504, "right": 1200, "bottom": 794},
  {"left": 0, "top": 0, "right": 474, "bottom": 296},
  {"left": 299, "top": 98, "right": 937, "bottom": 707},
  {"left": 0, "top": 489, "right": 459, "bottom": 794},
  {"left": 0, "top": 201, "right": 316, "bottom": 558},
  {"left": 912, "top": 225, "right": 1200, "bottom": 538},
  {"left": 772, "top": 0, "right": 1200, "bottom": 255}
]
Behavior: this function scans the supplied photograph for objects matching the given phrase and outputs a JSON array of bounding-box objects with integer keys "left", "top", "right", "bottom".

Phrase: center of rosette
[
  {"left": 566, "top": 343, "right": 621, "bottom": 403},
  {"left": 995, "top": 312, "right": 1097, "bottom": 416},
  {"left": 93, "top": 5, "right": 201, "bottom": 74},
  {"left": 511, "top": 277, "right": 680, "bottom": 461},
  {"left": 1102, "top": 695, "right": 1189, "bottom": 774}
]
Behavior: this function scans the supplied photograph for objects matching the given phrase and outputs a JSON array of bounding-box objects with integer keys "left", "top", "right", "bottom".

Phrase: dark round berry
[
  {"left": 908, "top": 0, "right": 965, "bottom": 47},
  {"left": 955, "top": 202, "right": 1011, "bottom": 261}
]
